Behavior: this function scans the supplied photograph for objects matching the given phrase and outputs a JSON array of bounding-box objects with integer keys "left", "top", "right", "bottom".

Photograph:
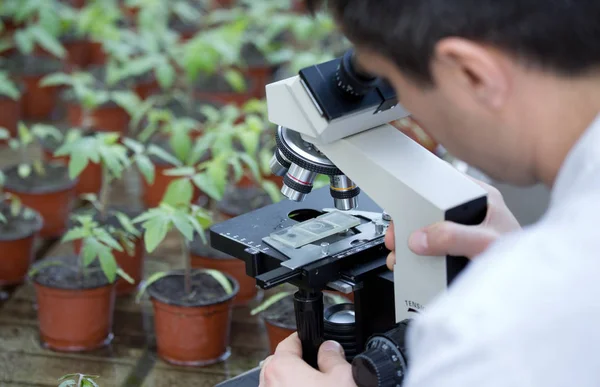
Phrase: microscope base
[{"left": 215, "top": 367, "right": 261, "bottom": 387}]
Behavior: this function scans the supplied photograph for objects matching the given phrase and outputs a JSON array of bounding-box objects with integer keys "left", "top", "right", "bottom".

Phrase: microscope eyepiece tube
[
  {"left": 330, "top": 175, "right": 360, "bottom": 211},
  {"left": 270, "top": 149, "right": 291, "bottom": 177},
  {"left": 281, "top": 163, "right": 318, "bottom": 202}
]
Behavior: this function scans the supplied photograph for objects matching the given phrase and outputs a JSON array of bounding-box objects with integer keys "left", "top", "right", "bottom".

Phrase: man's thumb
[
  {"left": 318, "top": 341, "right": 349, "bottom": 373},
  {"left": 409, "top": 221, "right": 497, "bottom": 258}
]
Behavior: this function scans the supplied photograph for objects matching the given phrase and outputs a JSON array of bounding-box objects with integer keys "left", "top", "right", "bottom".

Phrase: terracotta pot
[
  {"left": 265, "top": 319, "right": 295, "bottom": 354},
  {"left": 190, "top": 252, "right": 258, "bottom": 306},
  {"left": 0, "top": 213, "right": 43, "bottom": 286},
  {"left": 194, "top": 90, "right": 254, "bottom": 107},
  {"left": 63, "top": 39, "right": 91, "bottom": 70},
  {"left": 88, "top": 41, "right": 108, "bottom": 66},
  {"left": 244, "top": 66, "right": 271, "bottom": 99},
  {"left": 3, "top": 165, "right": 77, "bottom": 238},
  {"left": 66, "top": 102, "right": 130, "bottom": 134},
  {"left": 266, "top": 174, "right": 284, "bottom": 189},
  {"left": 0, "top": 95, "right": 21, "bottom": 137},
  {"left": 44, "top": 149, "right": 103, "bottom": 196},
  {"left": 34, "top": 281, "right": 115, "bottom": 351},
  {"left": 133, "top": 78, "right": 160, "bottom": 100},
  {"left": 141, "top": 163, "right": 202, "bottom": 208},
  {"left": 149, "top": 274, "right": 239, "bottom": 365},
  {"left": 73, "top": 237, "right": 144, "bottom": 296}
]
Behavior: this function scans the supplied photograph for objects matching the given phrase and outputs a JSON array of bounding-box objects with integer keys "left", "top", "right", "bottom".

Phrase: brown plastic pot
[
  {"left": 63, "top": 39, "right": 91, "bottom": 70},
  {"left": 0, "top": 212, "right": 43, "bottom": 286},
  {"left": 3, "top": 165, "right": 77, "bottom": 238},
  {"left": 190, "top": 238, "right": 258, "bottom": 306},
  {"left": 149, "top": 273, "right": 239, "bottom": 366},
  {"left": 133, "top": 78, "right": 160, "bottom": 100},
  {"left": 34, "top": 280, "right": 115, "bottom": 351},
  {"left": 264, "top": 319, "right": 295, "bottom": 354},
  {"left": 141, "top": 162, "right": 202, "bottom": 208},
  {"left": 73, "top": 237, "right": 144, "bottom": 296},
  {"left": 19, "top": 58, "right": 64, "bottom": 120},
  {"left": 0, "top": 94, "right": 22, "bottom": 137},
  {"left": 244, "top": 66, "right": 272, "bottom": 99},
  {"left": 88, "top": 41, "right": 108, "bottom": 66},
  {"left": 66, "top": 101, "right": 130, "bottom": 134},
  {"left": 43, "top": 149, "right": 103, "bottom": 196}
]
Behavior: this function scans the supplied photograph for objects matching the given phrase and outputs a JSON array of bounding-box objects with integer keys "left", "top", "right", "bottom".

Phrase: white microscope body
[{"left": 266, "top": 67, "right": 487, "bottom": 322}]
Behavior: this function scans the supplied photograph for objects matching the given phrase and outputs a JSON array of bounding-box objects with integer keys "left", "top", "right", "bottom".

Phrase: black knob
[{"left": 351, "top": 320, "right": 410, "bottom": 387}]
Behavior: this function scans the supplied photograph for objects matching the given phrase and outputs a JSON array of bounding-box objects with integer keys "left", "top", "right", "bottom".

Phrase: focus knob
[{"left": 351, "top": 320, "right": 410, "bottom": 387}]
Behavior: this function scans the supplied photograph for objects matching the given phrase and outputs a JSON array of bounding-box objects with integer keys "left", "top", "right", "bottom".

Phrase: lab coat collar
[{"left": 551, "top": 113, "right": 600, "bottom": 205}]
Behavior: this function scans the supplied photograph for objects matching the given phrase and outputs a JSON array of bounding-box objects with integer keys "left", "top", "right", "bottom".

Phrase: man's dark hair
[{"left": 306, "top": 0, "right": 600, "bottom": 85}]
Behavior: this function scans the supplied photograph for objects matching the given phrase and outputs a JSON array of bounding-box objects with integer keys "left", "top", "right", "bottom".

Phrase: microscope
[{"left": 211, "top": 49, "right": 488, "bottom": 386}]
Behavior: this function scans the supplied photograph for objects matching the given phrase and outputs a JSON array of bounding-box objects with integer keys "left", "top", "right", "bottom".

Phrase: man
[{"left": 259, "top": 0, "right": 600, "bottom": 386}]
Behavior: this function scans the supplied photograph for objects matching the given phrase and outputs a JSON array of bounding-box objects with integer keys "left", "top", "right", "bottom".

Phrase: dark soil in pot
[
  {"left": 148, "top": 271, "right": 239, "bottom": 366},
  {"left": 30, "top": 256, "right": 116, "bottom": 352},
  {"left": 217, "top": 186, "right": 272, "bottom": 219},
  {"left": 4, "top": 55, "right": 64, "bottom": 120},
  {"left": 0, "top": 204, "right": 43, "bottom": 286},
  {"left": 3, "top": 164, "right": 77, "bottom": 238},
  {"left": 190, "top": 231, "right": 260, "bottom": 306}
]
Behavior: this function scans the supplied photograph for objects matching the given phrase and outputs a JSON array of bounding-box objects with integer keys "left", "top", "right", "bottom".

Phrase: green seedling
[
  {"left": 0, "top": 71, "right": 21, "bottom": 100},
  {"left": 58, "top": 373, "right": 100, "bottom": 387}
]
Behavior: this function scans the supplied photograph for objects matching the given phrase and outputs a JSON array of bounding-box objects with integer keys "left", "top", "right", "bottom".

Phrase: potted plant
[
  {"left": 0, "top": 70, "right": 22, "bottom": 137},
  {"left": 251, "top": 290, "right": 349, "bottom": 354},
  {"left": 58, "top": 373, "right": 100, "bottom": 387},
  {"left": 134, "top": 193, "right": 239, "bottom": 365},
  {"left": 40, "top": 70, "right": 142, "bottom": 134},
  {"left": 75, "top": 0, "right": 124, "bottom": 66},
  {"left": 1, "top": 123, "right": 77, "bottom": 238},
  {"left": 0, "top": 162, "right": 43, "bottom": 287},
  {"left": 29, "top": 211, "right": 134, "bottom": 351},
  {"left": 54, "top": 132, "right": 153, "bottom": 295}
]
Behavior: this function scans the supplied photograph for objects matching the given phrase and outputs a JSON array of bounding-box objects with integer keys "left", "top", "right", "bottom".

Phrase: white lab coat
[{"left": 404, "top": 113, "right": 600, "bottom": 387}]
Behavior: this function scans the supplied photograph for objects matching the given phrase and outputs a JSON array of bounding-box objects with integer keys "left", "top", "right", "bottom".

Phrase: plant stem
[
  {"left": 181, "top": 234, "right": 191, "bottom": 295},
  {"left": 99, "top": 165, "right": 111, "bottom": 222}
]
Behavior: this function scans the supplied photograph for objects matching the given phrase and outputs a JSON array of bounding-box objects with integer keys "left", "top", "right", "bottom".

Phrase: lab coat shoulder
[{"left": 403, "top": 203, "right": 600, "bottom": 387}]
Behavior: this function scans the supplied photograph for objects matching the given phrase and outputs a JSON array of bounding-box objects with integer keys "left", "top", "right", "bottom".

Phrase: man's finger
[
  {"left": 409, "top": 221, "right": 497, "bottom": 258},
  {"left": 384, "top": 221, "right": 395, "bottom": 251},
  {"left": 259, "top": 356, "right": 273, "bottom": 387},
  {"left": 318, "top": 341, "right": 349, "bottom": 373},
  {"left": 274, "top": 332, "right": 302, "bottom": 357},
  {"left": 386, "top": 251, "right": 395, "bottom": 270}
]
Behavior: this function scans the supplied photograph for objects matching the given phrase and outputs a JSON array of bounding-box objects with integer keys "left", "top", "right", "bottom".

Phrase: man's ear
[{"left": 431, "top": 37, "right": 510, "bottom": 110}]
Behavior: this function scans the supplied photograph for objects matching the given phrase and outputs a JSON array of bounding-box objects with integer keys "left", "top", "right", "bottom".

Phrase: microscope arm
[{"left": 316, "top": 124, "right": 487, "bottom": 321}]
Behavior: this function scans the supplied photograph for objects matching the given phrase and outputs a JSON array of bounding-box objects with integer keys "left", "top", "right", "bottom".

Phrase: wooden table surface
[{"left": 0, "top": 146, "right": 270, "bottom": 387}]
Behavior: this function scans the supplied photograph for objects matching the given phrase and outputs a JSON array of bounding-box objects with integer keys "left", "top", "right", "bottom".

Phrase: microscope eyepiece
[{"left": 335, "top": 49, "right": 380, "bottom": 99}]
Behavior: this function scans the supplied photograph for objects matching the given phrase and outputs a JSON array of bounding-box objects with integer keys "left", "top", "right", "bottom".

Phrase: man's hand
[
  {"left": 259, "top": 333, "right": 356, "bottom": 387},
  {"left": 385, "top": 179, "right": 520, "bottom": 269}
]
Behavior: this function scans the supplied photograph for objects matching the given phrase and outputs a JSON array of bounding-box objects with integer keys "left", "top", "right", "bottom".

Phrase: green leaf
[
  {"left": 95, "top": 229, "right": 124, "bottom": 252},
  {"left": 122, "top": 137, "right": 144, "bottom": 154},
  {"left": 163, "top": 167, "right": 196, "bottom": 177},
  {"left": 201, "top": 269, "right": 233, "bottom": 295},
  {"left": 171, "top": 211, "right": 194, "bottom": 242},
  {"left": 261, "top": 180, "right": 282, "bottom": 203},
  {"left": 169, "top": 128, "right": 191, "bottom": 163},
  {"left": 135, "top": 154, "right": 155, "bottom": 185},
  {"left": 14, "top": 30, "right": 34, "bottom": 55},
  {"left": 237, "top": 130, "right": 259, "bottom": 157},
  {"left": 18, "top": 164, "right": 31, "bottom": 179},
  {"left": 147, "top": 144, "right": 182, "bottom": 167},
  {"left": 0, "top": 78, "right": 20, "bottom": 100},
  {"left": 58, "top": 381, "right": 76, "bottom": 387},
  {"left": 31, "top": 124, "right": 63, "bottom": 141},
  {"left": 229, "top": 157, "right": 244, "bottom": 183},
  {"left": 117, "top": 267, "right": 135, "bottom": 284},
  {"left": 111, "top": 91, "right": 141, "bottom": 116},
  {"left": 40, "top": 72, "right": 72, "bottom": 87},
  {"left": 98, "top": 246, "right": 117, "bottom": 283},
  {"left": 61, "top": 228, "right": 89, "bottom": 243},
  {"left": 58, "top": 374, "right": 80, "bottom": 381},
  {"left": 18, "top": 122, "right": 33, "bottom": 145},
  {"left": 250, "top": 291, "right": 293, "bottom": 316},
  {"left": 67, "top": 145, "right": 91, "bottom": 180},
  {"left": 135, "top": 271, "right": 169, "bottom": 303},
  {"left": 0, "top": 128, "right": 10, "bottom": 141},
  {"left": 0, "top": 212, "right": 7, "bottom": 224},
  {"left": 162, "top": 178, "right": 193, "bottom": 207},
  {"left": 81, "top": 238, "right": 99, "bottom": 266},
  {"left": 31, "top": 25, "right": 65, "bottom": 59},
  {"left": 142, "top": 216, "right": 171, "bottom": 253},
  {"left": 155, "top": 61, "right": 175, "bottom": 90},
  {"left": 238, "top": 153, "right": 262, "bottom": 183},
  {"left": 192, "top": 172, "right": 223, "bottom": 201},
  {"left": 223, "top": 69, "right": 247, "bottom": 93}
]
